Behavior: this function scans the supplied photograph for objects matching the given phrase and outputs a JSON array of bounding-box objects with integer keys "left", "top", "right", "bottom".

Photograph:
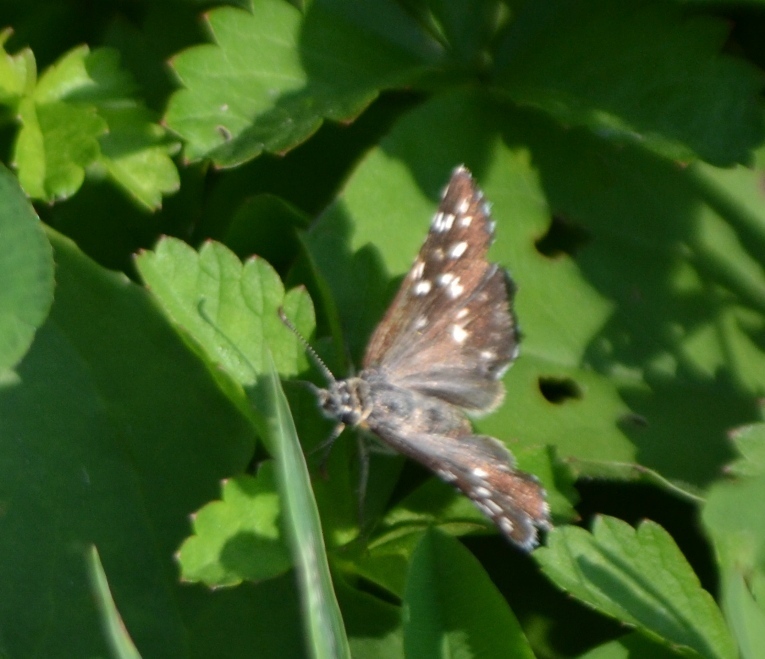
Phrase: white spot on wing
[
  {"left": 411, "top": 260, "right": 425, "bottom": 280},
  {"left": 493, "top": 362, "right": 511, "bottom": 380},
  {"left": 455, "top": 308, "right": 468, "bottom": 319},
  {"left": 437, "top": 272, "right": 455, "bottom": 286},
  {"left": 451, "top": 324, "right": 469, "bottom": 343},
  {"left": 437, "top": 468, "right": 457, "bottom": 483},
  {"left": 472, "top": 467, "right": 488, "bottom": 478},
  {"left": 447, "top": 277, "right": 464, "bottom": 298},
  {"left": 413, "top": 315, "right": 427, "bottom": 330},
  {"left": 457, "top": 198, "right": 470, "bottom": 214},
  {"left": 449, "top": 241, "right": 468, "bottom": 259},
  {"left": 486, "top": 499, "right": 503, "bottom": 516},
  {"left": 473, "top": 486, "right": 491, "bottom": 499},
  {"left": 413, "top": 280, "right": 432, "bottom": 296},
  {"left": 499, "top": 517, "right": 515, "bottom": 535},
  {"left": 459, "top": 215, "right": 473, "bottom": 227},
  {"left": 431, "top": 212, "right": 454, "bottom": 233}
]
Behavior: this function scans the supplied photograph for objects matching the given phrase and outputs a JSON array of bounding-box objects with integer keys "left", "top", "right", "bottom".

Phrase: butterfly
[{"left": 308, "top": 166, "right": 551, "bottom": 549}]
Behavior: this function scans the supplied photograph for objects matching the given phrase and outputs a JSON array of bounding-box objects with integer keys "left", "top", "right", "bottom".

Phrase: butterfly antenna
[{"left": 278, "top": 307, "right": 337, "bottom": 384}]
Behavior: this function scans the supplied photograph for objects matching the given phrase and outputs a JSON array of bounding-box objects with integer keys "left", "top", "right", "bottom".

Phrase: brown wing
[
  {"left": 371, "top": 424, "right": 551, "bottom": 550},
  {"left": 363, "top": 166, "right": 518, "bottom": 413}
]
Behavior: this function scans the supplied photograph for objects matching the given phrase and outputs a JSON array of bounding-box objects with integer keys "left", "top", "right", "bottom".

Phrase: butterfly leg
[
  {"left": 355, "top": 432, "right": 371, "bottom": 530},
  {"left": 307, "top": 421, "right": 345, "bottom": 478}
]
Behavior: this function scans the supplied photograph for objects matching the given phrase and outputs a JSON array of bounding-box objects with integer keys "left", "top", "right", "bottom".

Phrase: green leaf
[
  {"left": 135, "top": 236, "right": 315, "bottom": 390},
  {"left": 702, "top": 465, "right": 765, "bottom": 571},
  {"left": 535, "top": 516, "right": 737, "bottom": 658},
  {"left": 702, "top": 473, "right": 765, "bottom": 573},
  {"left": 96, "top": 106, "right": 180, "bottom": 211},
  {"left": 165, "top": 0, "right": 428, "bottom": 166},
  {"left": 15, "top": 96, "right": 106, "bottom": 200},
  {"left": 33, "top": 45, "right": 135, "bottom": 103},
  {"left": 4, "top": 42, "right": 178, "bottom": 207},
  {"left": 719, "top": 568, "right": 765, "bottom": 659},
  {"left": 0, "top": 229, "right": 254, "bottom": 657},
  {"left": 87, "top": 546, "right": 142, "bottom": 659},
  {"left": 180, "top": 573, "right": 307, "bottom": 657},
  {"left": 177, "top": 463, "right": 291, "bottom": 587},
  {"left": 494, "top": 0, "right": 764, "bottom": 166},
  {"left": 724, "top": 423, "right": 765, "bottom": 478},
  {"left": 259, "top": 351, "right": 351, "bottom": 659},
  {"left": 0, "top": 29, "right": 35, "bottom": 103},
  {"left": 0, "top": 163, "right": 54, "bottom": 371},
  {"left": 403, "top": 529, "right": 535, "bottom": 658},
  {"left": 701, "top": 428, "right": 765, "bottom": 659}
]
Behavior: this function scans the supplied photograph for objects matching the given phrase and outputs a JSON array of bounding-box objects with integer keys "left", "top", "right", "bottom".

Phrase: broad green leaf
[
  {"left": 96, "top": 106, "right": 180, "bottom": 211},
  {"left": 259, "top": 351, "right": 351, "bottom": 659},
  {"left": 304, "top": 90, "right": 765, "bottom": 497},
  {"left": 0, "top": 164, "right": 54, "bottom": 371},
  {"left": 33, "top": 45, "right": 136, "bottom": 103},
  {"left": 0, "top": 29, "right": 35, "bottom": 102},
  {"left": 701, "top": 426, "right": 765, "bottom": 659},
  {"left": 4, "top": 42, "right": 178, "bottom": 207},
  {"left": 719, "top": 568, "right": 765, "bottom": 659},
  {"left": 180, "top": 573, "right": 307, "bottom": 657},
  {"left": 404, "top": 530, "right": 535, "bottom": 658},
  {"left": 165, "top": 0, "right": 428, "bottom": 166},
  {"left": 494, "top": 0, "right": 764, "bottom": 166},
  {"left": 15, "top": 96, "right": 106, "bottom": 199},
  {"left": 177, "top": 463, "right": 291, "bottom": 587},
  {"left": 702, "top": 467, "right": 765, "bottom": 573},
  {"left": 536, "top": 516, "right": 736, "bottom": 659},
  {"left": 723, "top": 423, "right": 765, "bottom": 478},
  {"left": 0, "top": 229, "right": 254, "bottom": 657},
  {"left": 135, "top": 237, "right": 315, "bottom": 390},
  {"left": 87, "top": 546, "right": 142, "bottom": 659}
]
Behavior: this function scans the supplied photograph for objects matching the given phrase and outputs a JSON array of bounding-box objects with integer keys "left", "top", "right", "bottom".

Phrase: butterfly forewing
[{"left": 363, "top": 166, "right": 518, "bottom": 413}]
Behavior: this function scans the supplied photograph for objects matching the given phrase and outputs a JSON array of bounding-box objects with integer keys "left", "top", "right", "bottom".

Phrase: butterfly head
[{"left": 317, "top": 377, "right": 372, "bottom": 428}]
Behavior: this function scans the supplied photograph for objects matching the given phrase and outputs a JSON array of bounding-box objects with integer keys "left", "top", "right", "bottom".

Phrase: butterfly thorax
[
  {"left": 356, "top": 368, "right": 471, "bottom": 439},
  {"left": 320, "top": 368, "right": 470, "bottom": 438}
]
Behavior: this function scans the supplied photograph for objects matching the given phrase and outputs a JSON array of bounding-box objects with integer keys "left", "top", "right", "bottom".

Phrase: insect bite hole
[
  {"left": 535, "top": 214, "right": 591, "bottom": 258},
  {"left": 538, "top": 376, "right": 582, "bottom": 403}
]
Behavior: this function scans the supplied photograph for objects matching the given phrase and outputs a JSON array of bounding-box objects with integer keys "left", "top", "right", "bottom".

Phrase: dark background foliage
[{"left": 1, "top": 0, "right": 765, "bottom": 657}]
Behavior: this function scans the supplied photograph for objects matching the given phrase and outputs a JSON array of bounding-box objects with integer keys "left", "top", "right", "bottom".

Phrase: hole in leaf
[
  {"left": 535, "top": 214, "right": 591, "bottom": 258},
  {"left": 538, "top": 377, "right": 582, "bottom": 404}
]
